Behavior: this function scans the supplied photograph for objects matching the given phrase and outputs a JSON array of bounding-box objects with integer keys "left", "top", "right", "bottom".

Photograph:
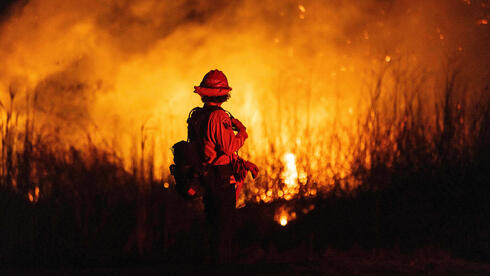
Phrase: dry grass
[{"left": 0, "top": 62, "right": 488, "bottom": 265}]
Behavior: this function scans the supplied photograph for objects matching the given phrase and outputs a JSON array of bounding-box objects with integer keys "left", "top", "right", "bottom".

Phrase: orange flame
[
  {"left": 282, "top": 153, "right": 298, "bottom": 187},
  {"left": 0, "top": 0, "right": 487, "bottom": 204},
  {"left": 274, "top": 205, "right": 298, "bottom": 226},
  {"left": 279, "top": 215, "right": 288, "bottom": 226},
  {"left": 28, "top": 186, "right": 40, "bottom": 203},
  {"left": 477, "top": 19, "right": 488, "bottom": 25}
]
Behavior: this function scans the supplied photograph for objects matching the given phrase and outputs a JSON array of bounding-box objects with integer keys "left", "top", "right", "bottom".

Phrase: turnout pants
[{"left": 202, "top": 164, "right": 236, "bottom": 263}]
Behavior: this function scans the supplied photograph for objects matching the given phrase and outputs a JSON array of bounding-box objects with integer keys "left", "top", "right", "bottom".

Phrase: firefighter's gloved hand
[
  {"left": 244, "top": 160, "right": 259, "bottom": 178},
  {"left": 231, "top": 118, "right": 246, "bottom": 131}
]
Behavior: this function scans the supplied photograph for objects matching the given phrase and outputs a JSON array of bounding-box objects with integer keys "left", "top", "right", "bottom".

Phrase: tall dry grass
[{"left": 0, "top": 60, "right": 488, "bottom": 264}]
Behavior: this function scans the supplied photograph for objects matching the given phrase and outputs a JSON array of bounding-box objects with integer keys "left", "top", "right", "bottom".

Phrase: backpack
[{"left": 170, "top": 105, "right": 224, "bottom": 199}]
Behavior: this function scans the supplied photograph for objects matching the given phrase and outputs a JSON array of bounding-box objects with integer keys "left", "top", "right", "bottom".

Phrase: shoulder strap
[
  {"left": 187, "top": 105, "right": 224, "bottom": 143},
  {"left": 187, "top": 107, "right": 201, "bottom": 121},
  {"left": 224, "top": 110, "right": 234, "bottom": 119},
  {"left": 186, "top": 107, "right": 201, "bottom": 143}
]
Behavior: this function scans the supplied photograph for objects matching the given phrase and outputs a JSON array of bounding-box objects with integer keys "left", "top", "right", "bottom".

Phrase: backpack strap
[
  {"left": 186, "top": 107, "right": 202, "bottom": 143},
  {"left": 187, "top": 106, "right": 227, "bottom": 162},
  {"left": 225, "top": 110, "right": 234, "bottom": 119}
]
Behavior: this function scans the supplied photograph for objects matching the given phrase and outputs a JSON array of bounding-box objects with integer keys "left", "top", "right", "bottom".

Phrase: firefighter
[{"left": 188, "top": 69, "right": 258, "bottom": 263}]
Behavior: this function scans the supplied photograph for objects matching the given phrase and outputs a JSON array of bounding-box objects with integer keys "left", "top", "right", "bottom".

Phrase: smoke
[{"left": 0, "top": 0, "right": 488, "bottom": 174}]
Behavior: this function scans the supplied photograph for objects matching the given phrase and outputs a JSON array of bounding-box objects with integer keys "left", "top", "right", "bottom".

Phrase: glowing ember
[
  {"left": 385, "top": 55, "right": 391, "bottom": 62},
  {"left": 298, "top": 4, "right": 306, "bottom": 13},
  {"left": 477, "top": 19, "right": 488, "bottom": 25},
  {"left": 163, "top": 182, "right": 169, "bottom": 189},
  {"left": 28, "top": 187, "right": 40, "bottom": 203},
  {"left": 298, "top": 4, "right": 306, "bottom": 19},
  {"left": 275, "top": 205, "right": 295, "bottom": 226},
  {"left": 363, "top": 31, "right": 369, "bottom": 40},
  {"left": 279, "top": 216, "right": 288, "bottom": 226}
]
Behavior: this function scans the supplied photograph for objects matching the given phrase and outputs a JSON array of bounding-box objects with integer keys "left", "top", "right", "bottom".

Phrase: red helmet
[{"left": 194, "top": 69, "right": 232, "bottom": 97}]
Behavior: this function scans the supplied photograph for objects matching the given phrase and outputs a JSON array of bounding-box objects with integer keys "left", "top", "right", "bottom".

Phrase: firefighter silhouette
[{"left": 188, "top": 69, "right": 258, "bottom": 263}]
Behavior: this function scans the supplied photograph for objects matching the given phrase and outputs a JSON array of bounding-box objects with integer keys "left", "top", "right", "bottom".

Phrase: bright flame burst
[
  {"left": 278, "top": 152, "right": 304, "bottom": 200},
  {"left": 282, "top": 153, "right": 298, "bottom": 187}
]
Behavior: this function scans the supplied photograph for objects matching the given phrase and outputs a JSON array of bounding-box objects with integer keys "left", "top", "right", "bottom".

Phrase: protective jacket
[
  {"left": 188, "top": 104, "right": 247, "bottom": 165},
  {"left": 188, "top": 104, "right": 249, "bottom": 201},
  {"left": 204, "top": 108, "right": 247, "bottom": 165}
]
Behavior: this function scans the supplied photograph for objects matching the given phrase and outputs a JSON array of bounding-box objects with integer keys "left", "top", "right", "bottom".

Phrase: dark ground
[
  {"left": 1, "top": 248, "right": 489, "bottom": 275},
  {"left": 1, "top": 193, "right": 489, "bottom": 275}
]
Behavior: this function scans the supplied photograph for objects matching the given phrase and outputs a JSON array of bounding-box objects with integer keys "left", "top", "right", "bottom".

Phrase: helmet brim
[{"left": 194, "top": 86, "right": 232, "bottom": 97}]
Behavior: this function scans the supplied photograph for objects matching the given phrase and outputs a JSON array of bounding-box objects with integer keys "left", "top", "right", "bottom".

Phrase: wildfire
[
  {"left": 279, "top": 152, "right": 304, "bottom": 200},
  {"left": 28, "top": 186, "right": 40, "bottom": 203},
  {"left": 282, "top": 153, "right": 298, "bottom": 187},
  {"left": 0, "top": 0, "right": 487, "bottom": 205},
  {"left": 477, "top": 19, "right": 488, "bottom": 25},
  {"left": 279, "top": 215, "right": 288, "bottom": 226},
  {"left": 298, "top": 4, "right": 306, "bottom": 13},
  {"left": 298, "top": 4, "right": 306, "bottom": 19},
  {"left": 275, "top": 205, "right": 297, "bottom": 227}
]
